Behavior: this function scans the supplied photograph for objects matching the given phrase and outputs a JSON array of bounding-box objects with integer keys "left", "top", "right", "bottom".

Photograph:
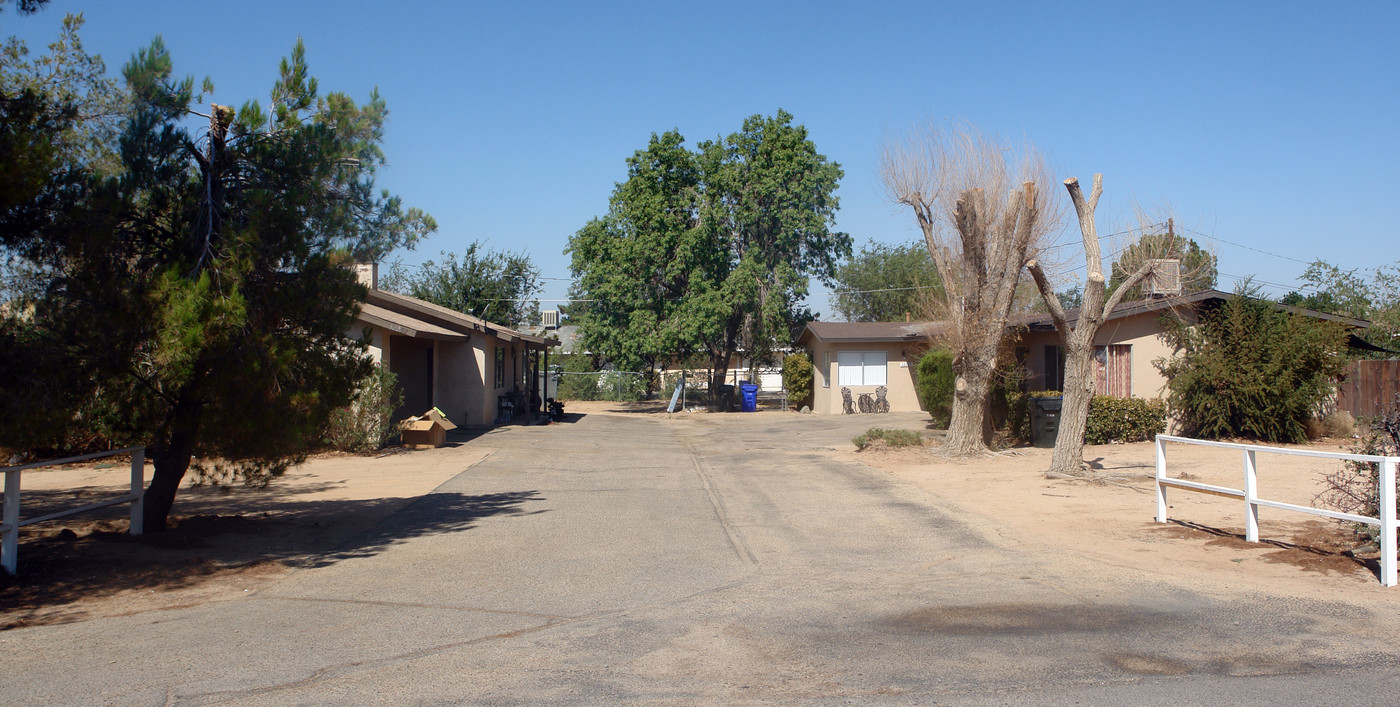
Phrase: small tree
[
  {"left": 882, "top": 125, "right": 1058, "bottom": 455},
  {"left": 1155, "top": 283, "right": 1350, "bottom": 443},
  {"left": 781, "top": 352, "right": 814, "bottom": 409},
  {"left": 914, "top": 348, "right": 954, "bottom": 428}
]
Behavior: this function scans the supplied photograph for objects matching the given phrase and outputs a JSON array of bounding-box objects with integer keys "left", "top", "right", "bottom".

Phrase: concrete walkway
[{"left": 4, "top": 410, "right": 1399, "bottom": 704}]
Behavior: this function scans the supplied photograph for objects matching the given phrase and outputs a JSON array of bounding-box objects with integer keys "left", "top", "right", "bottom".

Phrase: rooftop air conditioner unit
[
  {"left": 1145, "top": 259, "right": 1181, "bottom": 298},
  {"left": 541, "top": 309, "right": 560, "bottom": 328}
]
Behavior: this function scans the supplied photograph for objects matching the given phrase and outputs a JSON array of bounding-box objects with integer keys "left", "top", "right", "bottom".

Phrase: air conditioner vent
[
  {"left": 1146, "top": 259, "right": 1182, "bottom": 297},
  {"left": 541, "top": 310, "right": 560, "bottom": 328}
]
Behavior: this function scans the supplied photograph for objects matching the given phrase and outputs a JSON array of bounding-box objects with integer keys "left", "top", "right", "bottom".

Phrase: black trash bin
[
  {"left": 717, "top": 384, "right": 736, "bottom": 412},
  {"left": 1031, "top": 396, "right": 1063, "bottom": 448}
]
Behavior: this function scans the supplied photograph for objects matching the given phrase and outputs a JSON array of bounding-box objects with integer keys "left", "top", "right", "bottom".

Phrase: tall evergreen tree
[{"left": 0, "top": 38, "right": 434, "bottom": 530}]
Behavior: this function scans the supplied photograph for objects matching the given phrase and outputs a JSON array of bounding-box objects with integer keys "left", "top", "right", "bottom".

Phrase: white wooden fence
[
  {"left": 1, "top": 446, "right": 146, "bottom": 574},
  {"left": 1154, "top": 434, "right": 1400, "bottom": 587}
]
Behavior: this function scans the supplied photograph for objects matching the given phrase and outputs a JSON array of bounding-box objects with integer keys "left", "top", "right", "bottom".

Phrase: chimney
[{"left": 354, "top": 262, "right": 378, "bottom": 290}]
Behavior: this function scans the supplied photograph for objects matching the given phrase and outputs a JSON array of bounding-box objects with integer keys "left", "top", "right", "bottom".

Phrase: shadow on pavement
[{"left": 0, "top": 488, "right": 544, "bottom": 628}]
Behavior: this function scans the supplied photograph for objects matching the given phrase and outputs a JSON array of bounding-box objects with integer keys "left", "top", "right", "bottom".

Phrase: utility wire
[{"left": 1179, "top": 226, "right": 1313, "bottom": 266}]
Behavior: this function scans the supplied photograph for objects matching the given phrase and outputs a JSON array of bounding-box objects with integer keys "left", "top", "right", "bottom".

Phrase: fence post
[
  {"left": 3, "top": 470, "right": 20, "bottom": 574},
  {"left": 1243, "top": 449, "right": 1260, "bottom": 543},
  {"left": 1382, "top": 459, "right": 1397, "bottom": 588},
  {"left": 129, "top": 448, "right": 145, "bottom": 536},
  {"left": 1154, "top": 436, "right": 1167, "bottom": 523}
]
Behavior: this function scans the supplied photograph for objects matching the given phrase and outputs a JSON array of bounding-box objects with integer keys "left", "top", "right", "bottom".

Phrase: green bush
[
  {"left": 853, "top": 427, "right": 926, "bottom": 450},
  {"left": 915, "top": 348, "right": 955, "bottom": 428},
  {"left": 1005, "top": 391, "right": 1167, "bottom": 445},
  {"left": 324, "top": 367, "right": 403, "bottom": 452},
  {"left": 1083, "top": 395, "right": 1167, "bottom": 444},
  {"left": 781, "top": 353, "right": 814, "bottom": 409},
  {"left": 1155, "top": 285, "right": 1350, "bottom": 443}
]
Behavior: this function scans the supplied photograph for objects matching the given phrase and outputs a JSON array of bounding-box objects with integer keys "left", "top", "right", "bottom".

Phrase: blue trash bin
[{"left": 740, "top": 383, "right": 759, "bottom": 412}]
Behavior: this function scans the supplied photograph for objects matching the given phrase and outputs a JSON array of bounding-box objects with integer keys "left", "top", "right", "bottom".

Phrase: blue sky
[{"left": 8, "top": 1, "right": 1397, "bottom": 312}]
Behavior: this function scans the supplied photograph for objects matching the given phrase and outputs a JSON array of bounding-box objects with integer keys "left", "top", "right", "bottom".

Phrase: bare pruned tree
[
  {"left": 1026, "top": 175, "right": 1197, "bottom": 477},
  {"left": 882, "top": 125, "right": 1060, "bottom": 456}
]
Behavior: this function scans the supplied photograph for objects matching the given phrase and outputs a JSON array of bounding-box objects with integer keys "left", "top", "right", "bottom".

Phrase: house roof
[
  {"left": 797, "top": 320, "right": 940, "bottom": 344},
  {"left": 1017, "top": 289, "right": 1372, "bottom": 332},
  {"left": 357, "top": 289, "right": 556, "bottom": 348},
  {"left": 797, "top": 289, "right": 1372, "bottom": 347},
  {"left": 357, "top": 302, "right": 468, "bottom": 340}
]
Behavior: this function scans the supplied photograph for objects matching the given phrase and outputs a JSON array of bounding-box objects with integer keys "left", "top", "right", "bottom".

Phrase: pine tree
[{"left": 0, "top": 38, "right": 434, "bottom": 530}]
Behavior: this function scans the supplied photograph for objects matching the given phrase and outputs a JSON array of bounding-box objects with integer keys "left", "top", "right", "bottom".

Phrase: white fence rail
[
  {"left": 1, "top": 446, "right": 146, "bottom": 574},
  {"left": 1154, "top": 434, "right": 1400, "bottom": 587}
]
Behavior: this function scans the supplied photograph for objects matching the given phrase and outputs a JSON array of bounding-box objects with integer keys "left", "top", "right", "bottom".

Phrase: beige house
[
  {"left": 796, "top": 321, "right": 932, "bottom": 415},
  {"left": 798, "top": 290, "right": 1371, "bottom": 416},
  {"left": 349, "top": 264, "right": 556, "bottom": 426}
]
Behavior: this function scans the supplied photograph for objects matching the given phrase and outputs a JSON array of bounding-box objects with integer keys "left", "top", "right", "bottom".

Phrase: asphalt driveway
[{"left": 4, "top": 409, "right": 1400, "bottom": 704}]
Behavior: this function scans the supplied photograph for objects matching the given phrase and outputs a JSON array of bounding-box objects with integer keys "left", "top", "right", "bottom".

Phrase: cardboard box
[{"left": 401, "top": 407, "right": 457, "bottom": 449}]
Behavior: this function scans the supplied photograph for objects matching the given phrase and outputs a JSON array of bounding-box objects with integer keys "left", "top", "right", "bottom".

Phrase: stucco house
[
  {"left": 798, "top": 290, "right": 1371, "bottom": 416},
  {"left": 796, "top": 321, "right": 932, "bottom": 415},
  {"left": 349, "top": 264, "right": 556, "bottom": 426}
]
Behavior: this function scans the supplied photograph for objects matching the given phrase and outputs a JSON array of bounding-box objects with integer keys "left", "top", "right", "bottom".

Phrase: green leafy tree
[
  {"left": 1282, "top": 259, "right": 1400, "bottom": 354},
  {"left": 381, "top": 241, "right": 540, "bottom": 326},
  {"left": 0, "top": 38, "right": 434, "bottom": 530},
  {"left": 831, "top": 241, "right": 942, "bottom": 322},
  {"left": 1155, "top": 283, "right": 1349, "bottom": 443},
  {"left": 568, "top": 110, "right": 850, "bottom": 396},
  {"left": 1108, "top": 232, "right": 1217, "bottom": 300}
]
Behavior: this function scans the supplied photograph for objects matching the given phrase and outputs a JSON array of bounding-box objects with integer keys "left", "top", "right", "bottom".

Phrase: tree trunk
[
  {"left": 142, "top": 391, "right": 203, "bottom": 532},
  {"left": 1027, "top": 174, "right": 1161, "bottom": 478},
  {"left": 945, "top": 353, "right": 995, "bottom": 455},
  {"left": 1049, "top": 340, "right": 1095, "bottom": 474},
  {"left": 709, "top": 350, "right": 731, "bottom": 403}
]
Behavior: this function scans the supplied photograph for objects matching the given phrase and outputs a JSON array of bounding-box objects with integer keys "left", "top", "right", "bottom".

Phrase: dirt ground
[
  {"left": 1, "top": 403, "right": 1390, "bottom": 630},
  {"left": 851, "top": 435, "right": 1386, "bottom": 603}
]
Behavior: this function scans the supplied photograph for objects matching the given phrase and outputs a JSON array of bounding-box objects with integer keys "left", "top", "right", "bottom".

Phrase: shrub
[
  {"left": 853, "top": 427, "right": 926, "bottom": 450},
  {"left": 1003, "top": 391, "right": 1164, "bottom": 445},
  {"left": 324, "top": 367, "right": 403, "bottom": 453},
  {"left": 915, "top": 348, "right": 955, "bottom": 428},
  {"left": 781, "top": 353, "right": 814, "bottom": 409},
  {"left": 1155, "top": 285, "right": 1350, "bottom": 443},
  {"left": 1083, "top": 396, "right": 1167, "bottom": 444},
  {"left": 1322, "top": 410, "right": 1356, "bottom": 439},
  {"left": 1317, "top": 399, "right": 1400, "bottom": 544}
]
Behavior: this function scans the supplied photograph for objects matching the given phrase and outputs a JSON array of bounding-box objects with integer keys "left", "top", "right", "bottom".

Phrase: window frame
[{"left": 837, "top": 350, "right": 888, "bottom": 387}]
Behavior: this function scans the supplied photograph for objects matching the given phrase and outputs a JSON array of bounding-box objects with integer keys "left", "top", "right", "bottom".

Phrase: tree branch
[
  {"left": 1102, "top": 259, "right": 1157, "bottom": 315},
  {"left": 1026, "top": 259, "right": 1071, "bottom": 336}
]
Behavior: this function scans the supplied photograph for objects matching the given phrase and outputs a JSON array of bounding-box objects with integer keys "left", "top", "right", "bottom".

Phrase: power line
[
  {"left": 827, "top": 284, "right": 939, "bottom": 297},
  {"left": 1178, "top": 226, "right": 1313, "bottom": 266}
]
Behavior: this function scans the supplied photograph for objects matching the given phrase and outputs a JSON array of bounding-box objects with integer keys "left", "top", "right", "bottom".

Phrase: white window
[{"left": 837, "top": 351, "right": 887, "bottom": 386}]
